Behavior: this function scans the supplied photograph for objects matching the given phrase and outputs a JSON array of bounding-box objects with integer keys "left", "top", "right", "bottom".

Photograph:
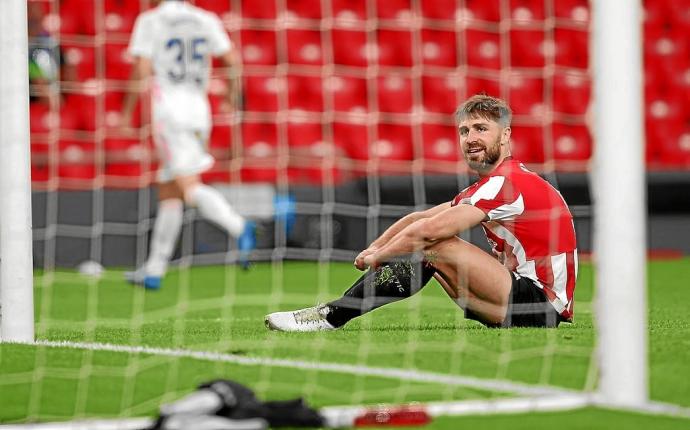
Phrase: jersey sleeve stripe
[
  {"left": 487, "top": 193, "right": 525, "bottom": 221},
  {"left": 469, "top": 176, "right": 504, "bottom": 205}
]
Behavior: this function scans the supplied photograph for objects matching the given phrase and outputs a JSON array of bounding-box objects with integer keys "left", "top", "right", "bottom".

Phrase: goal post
[
  {"left": 0, "top": 0, "right": 34, "bottom": 343},
  {"left": 592, "top": 0, "right": 648, "bottom": 407}
]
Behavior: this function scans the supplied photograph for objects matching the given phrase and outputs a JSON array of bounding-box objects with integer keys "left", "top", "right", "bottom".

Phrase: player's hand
[
  {"left": 362, "top": 253, "right": 380, "bottom": 271},
  {"left": 354, "top": 247, "right": 377, "bottom": 271}
]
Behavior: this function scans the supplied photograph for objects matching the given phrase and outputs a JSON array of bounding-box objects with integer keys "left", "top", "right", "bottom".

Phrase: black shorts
[{"left": 465, "top": 272, "right": 568, "bottom": 328}]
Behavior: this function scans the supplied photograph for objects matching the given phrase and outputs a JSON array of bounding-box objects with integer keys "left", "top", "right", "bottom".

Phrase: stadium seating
[
  {"left": 286, "top": 0, "right": 323, "bottom": 20},
  {"left": 327, "top": 75, "right": 369, "bottom": 114},
  {"left": 465, "top": 30, "right": 501, "bottom": 70},
  {"left": 507, "top": 73, "right": 544, "bottom": 118},
  {"left": 421, "top": 123, "right": 460, "bottom": 163},
  {"left": 422, "top": 74, "right": 460, "bottom": 114},
  {"left": 421, "top": 29, "right": 457, "bottom": 67},
  {"left": 31, "top": 0, "right": 690, "bottom": 189},
  {"left": 240, "top": 121, "right": 280, "bottom": 182},
  {"left": 286, "top": 30, "right": 324, "bottom": 65},
  {"left": 377, "top": 74, "right": 414, "bottom": 113}
]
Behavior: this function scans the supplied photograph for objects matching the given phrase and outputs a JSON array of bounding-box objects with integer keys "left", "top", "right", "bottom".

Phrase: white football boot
[{"left": 264, "top": 304, "right": 337, "bottom": 332}]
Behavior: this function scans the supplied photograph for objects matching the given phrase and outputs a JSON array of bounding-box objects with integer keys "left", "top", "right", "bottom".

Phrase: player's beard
[{"left": 464, "top": 135, "right": 503, "bottom": 173}]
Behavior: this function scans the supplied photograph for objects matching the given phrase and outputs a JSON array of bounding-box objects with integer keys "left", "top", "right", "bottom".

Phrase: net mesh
[{"left": 4, "top": 0, "right": 607, "bottom": 425}]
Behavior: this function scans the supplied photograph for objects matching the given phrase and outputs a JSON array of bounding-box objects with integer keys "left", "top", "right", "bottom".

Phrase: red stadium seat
[
  {"left": 240, "top": 122, "right": 280, "bottom": 182},
  {"left": 240, "top": 0, "right": 276, "bottom": 19},
  {"left": 194, "top": 0, "right": 232, "bottom": 17},
  {"left": 462, "top": 0, "right": 501, "bottom": 22},
  {"left": 287, "top": 75, "right": 323, "bottom": 112},
  {"left": 103, "top": 0, "right": 138, "bottom": 35},
  {"left": 553, "top": 72, "right": 591, "bottom": 115},
  {"left": 286, "top": 0, "right": 322, "bottom": 19},
  {"left": 420, "top": 0, "right": 457, "bottom": 21},
  {"left": 554, "top": 0, "right": 589, "bottom": 23},
  {"left": 422, "top": 74, "right": 460, "bottom": 114},
  {"left": 334, "top": 122, "right": 369, "bottom": 161},
  {"left": 645, "top": 118, "right": 678, "bottom": 164},
  {"left": 376, "top": 0, "right": 412, "bottom": 20},
  {"left": 336, "top": 123, "right": 415, "bottom": 175},
  {"left": 377, "top": 30, "right": 413, "bottom": 67},
  {"left": 510, "top": 0, "right": 546, "bottom": 23},
  {"left": 286, "top": 30, "right": 323, "bottom": 65},
  {"left": 465, "top": 76, "right": 501, "bottom": 98},
  {"left": 326, "top": 75, "right": 369, "bottom": 114},
  {"left": 287, "top": 121, "right": 341, "bottom": 184},
  {"left": 209, "top": 125, "right": 233, "bottom": 151},
  {"left": 672, "top": 0, "right": 690, "bottom": 32},
  {"left": 240, "top": 30, "right": 277, "bottom": 65},
  {"left": 332, "top": 0, "right": 367, "bottom": 22},
  {"left": 643, "top": 0, "right": 672, "bottom": 27},
  {"left": 421, "top": 123, "right": 459, "bottom": 162},
  {"left": 30, "top": 102, "right": 58, "bottom": 135},
  {"left": 646, "top": 94, "right": 685, "bottom": 122},
  {"left": 243, "top": 75, "right": 281, "bottom": 112},
  {"left": 465, "top": 30, "right": 501, "bottom": 70},
  {"left": 644, "top": 26, "right": 689, "bottom": 76},
  {"left": 332, "top": 29, "right": 368, "bottom": 67},
  {"left": 374, "top": 124, "right": 415, "bottom": 172},
  {"left": 104, "top": 137, "right": 150, "bottom": 178},
  {"left": 377, "top": 74, "right": 413, "bottom": 113},
  {"left": 507, "top": 74, "right": 544, "bottom": 117},
  {"left": 551, "top": 124, "right": 592, "bottom": 161},
  {"left": 105, "top": 42, "right": 132, "bottom": 80},
  {"left": 510, "top": 30, "right": 546, "bottom": 68},
  {"left": 554, "top": 28, "right": 589, "bottom": 69},
  {"left": 63, "top": 44, "right": 96, "bottom": 81},
  {"left": 58, "top": 139, "right": 97, "bottom": 181},
  {"left": 510, "top": 125, "right": 545, "bottom": 164},
  {"left": 658, "top": 127, "right": 690, "bottom": 167},
  {"left": 421, "top": 30, "right": 457, "bottom": 68},
  {"left": 59, "top": 0, "right": 95, "bottom": 35}
]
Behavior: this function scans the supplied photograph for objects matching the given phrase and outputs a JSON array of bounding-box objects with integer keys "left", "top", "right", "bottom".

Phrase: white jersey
[{"left": 128, "top": 0, "right": 232, "bottom": 129}]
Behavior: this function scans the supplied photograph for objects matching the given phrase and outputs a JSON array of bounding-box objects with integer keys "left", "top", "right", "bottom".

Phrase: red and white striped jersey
[{"left": 451, "top": 157, "right": 578, "bottom": 320}]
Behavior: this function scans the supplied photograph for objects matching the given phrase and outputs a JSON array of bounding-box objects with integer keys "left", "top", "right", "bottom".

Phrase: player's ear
[{"left": 501, "top": 126, "right": 511, "bottom": 145}]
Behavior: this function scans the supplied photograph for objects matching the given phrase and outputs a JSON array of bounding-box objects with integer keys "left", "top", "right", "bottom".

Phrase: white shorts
[{"left": 153, "top": 121, "right": 214, "bottom": 183}]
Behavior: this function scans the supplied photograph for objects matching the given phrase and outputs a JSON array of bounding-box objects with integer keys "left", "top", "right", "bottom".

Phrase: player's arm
[
  {"left": 354, "top": 202, "right": 451, "bottom": 270},
  {"left": 121, "top": 56, "right": 152, "bottom": 129},
  {"left": 362, "top": 203, "right": 487, "bottom": 269},
  {"left": 219, "top": 48, "right": 241, "bottom": 111}
]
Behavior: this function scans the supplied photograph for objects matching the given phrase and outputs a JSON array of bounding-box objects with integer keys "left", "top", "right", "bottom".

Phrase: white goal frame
[
  {"left": 0, "top": 0, "right": 34, "bottom": 343},
  {"left": 2, "top": 0, "right": 685, "bottom": 426}
]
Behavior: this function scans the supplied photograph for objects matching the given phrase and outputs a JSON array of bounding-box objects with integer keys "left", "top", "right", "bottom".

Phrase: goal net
[{"left": 2, "top": 0, "right": 689, "bottom": 428}]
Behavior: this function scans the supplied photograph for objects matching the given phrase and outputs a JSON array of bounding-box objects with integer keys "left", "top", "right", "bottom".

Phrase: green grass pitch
[{"left": 1, "top": 259, "right": 689, "bottom": 428}]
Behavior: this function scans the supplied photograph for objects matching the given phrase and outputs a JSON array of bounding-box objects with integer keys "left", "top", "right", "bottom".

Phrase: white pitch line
[{"left": 30, "top": 339, "right": 567, "bottom": 397}]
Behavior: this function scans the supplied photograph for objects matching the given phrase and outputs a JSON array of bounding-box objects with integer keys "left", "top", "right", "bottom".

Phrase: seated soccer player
[{"left": 265, "top": 94, "right": 578, "bottom": 330}]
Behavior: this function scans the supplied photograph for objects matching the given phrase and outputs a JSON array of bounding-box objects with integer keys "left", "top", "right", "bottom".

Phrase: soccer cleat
[
  {"left": 265, "top": 304, "right": 337, "bottom": 332},
  {"left": 238, "top": 220, "right": 257, "bottom": 270},
  {"left": 124, "top": 267, "right": 162, "bottom": 290}
]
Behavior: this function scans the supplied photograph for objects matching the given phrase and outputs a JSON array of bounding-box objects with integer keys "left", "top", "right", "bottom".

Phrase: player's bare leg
[
  {"left": 423, "top": 236, "right": 512, "bottom": 325},
  {"left": 125, "top": 181, "right": 184, "bottom": 290},
  {"left": 178, "top": 175, "right": 256, "bottom": 269}
]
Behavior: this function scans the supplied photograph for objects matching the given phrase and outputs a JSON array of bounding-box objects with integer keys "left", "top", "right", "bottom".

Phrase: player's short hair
[{"left": 455, "top": 94, "right": 512, "bottom": 127}]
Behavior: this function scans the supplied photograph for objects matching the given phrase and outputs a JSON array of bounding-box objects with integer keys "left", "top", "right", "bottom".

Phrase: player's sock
[
  {"left": 186, "top": 184, "right": 245, "bottom": 238},
  {"left": 325, "top": 260, "right": 436, "bottom": 328},
  {"left": 144, "top": 198, "right": 184, "bottom": 277}
]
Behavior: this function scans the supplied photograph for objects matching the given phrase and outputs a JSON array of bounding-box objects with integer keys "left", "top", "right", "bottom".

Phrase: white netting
[{"left": 8, "top": 0, "right": 682, "bottom": 427}]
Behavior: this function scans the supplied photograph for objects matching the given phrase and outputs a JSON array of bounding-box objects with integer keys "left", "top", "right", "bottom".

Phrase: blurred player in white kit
[{"left": 122, "top": 0, "right": 255, "bottom": 289}]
